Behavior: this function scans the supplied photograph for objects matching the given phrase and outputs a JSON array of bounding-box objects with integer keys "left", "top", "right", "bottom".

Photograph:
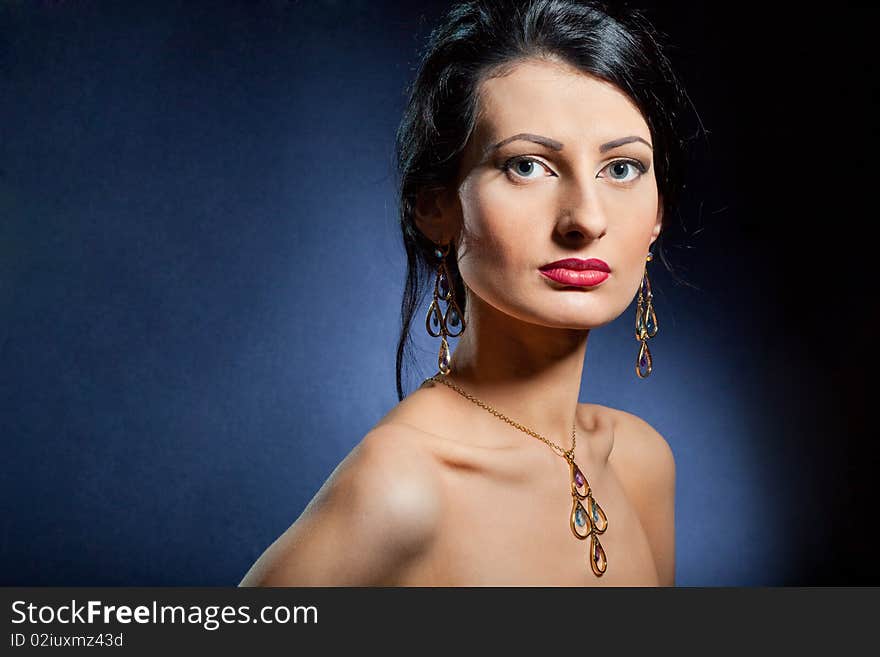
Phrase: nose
[{"left": 554, "top": 175, "right": 608, "bottom": 241}]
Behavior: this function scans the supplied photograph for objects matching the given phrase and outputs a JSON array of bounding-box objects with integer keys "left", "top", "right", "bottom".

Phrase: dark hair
[{"left": 394, "top": 0, "right": 699, "bottom": 401}]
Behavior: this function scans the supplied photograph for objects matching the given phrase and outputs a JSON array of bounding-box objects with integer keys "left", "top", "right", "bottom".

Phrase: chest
[{"left": 402, "top": 448, "right": 660, "bottom": 586}]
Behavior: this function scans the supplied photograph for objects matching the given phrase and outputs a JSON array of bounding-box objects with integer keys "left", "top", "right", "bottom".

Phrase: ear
[
  {"left": 649, "top": 201, "right": 663, "bottom": 246},
  {"left": 413, "top": 186, "right": 460, "bottom": 244}
]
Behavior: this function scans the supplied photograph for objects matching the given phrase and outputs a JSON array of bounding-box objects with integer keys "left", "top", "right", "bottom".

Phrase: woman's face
[{"left": 449, "top": 57, "right": 662, "bottom": 330}]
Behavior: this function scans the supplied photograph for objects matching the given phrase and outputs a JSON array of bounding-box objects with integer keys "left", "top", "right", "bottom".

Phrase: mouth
[
  {"left": 538, "top": 258, "right": 611, "bottom": 288},
  {"left": 539, "top": 268, "right": 610, "bottom": 287},
  {"left": 539, "top": 258, "right": 610, "bottom": 272}
]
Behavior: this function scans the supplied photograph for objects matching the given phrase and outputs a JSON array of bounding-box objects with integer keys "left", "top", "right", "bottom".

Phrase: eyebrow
[{"left": 487, "top": 133, "right": 653, "bottom": 155}]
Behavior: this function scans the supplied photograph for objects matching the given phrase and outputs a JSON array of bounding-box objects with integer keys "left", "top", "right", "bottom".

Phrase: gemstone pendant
[
  {"left": 589, "top": 533, "right": 608, "bottom": 576},
  {"left": 438, "top": 269, "right": 450, "bottom": 301},
  {"left": 426, "top": 298, "right": 444, "bottom": 338},
  {"left": 570, "top": 498, "right": 591, "bottom": 539},
  {"left": 438, "top": 337, "right": 451, "bottom": 375},
  {"left": 569, "top": 460, "right": 588, "bottom": 499},
  {"left": 636, "top": 301, "right": 647, "bottom": 340},
  {"left": 636, "top": 339, "right": 652, "bottom": 378},
  {"left": 443, "top": 297, "right": 465, "bottom": 337},
  {"left": 588, "top": 495, "right": 607, "bottom": 533},
  {"left": 568, "top": 457, "right": 608, "bottom": 576},
  {"left": 645, "top": 300, "right": 658, "bottom": 338}
]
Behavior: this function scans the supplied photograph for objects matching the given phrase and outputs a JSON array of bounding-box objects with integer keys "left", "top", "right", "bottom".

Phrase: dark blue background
[{"left": 2, "top": 0, "right": 876, "bottom": 585}]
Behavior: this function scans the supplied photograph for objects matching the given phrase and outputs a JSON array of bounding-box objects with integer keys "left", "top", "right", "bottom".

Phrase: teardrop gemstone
[
  {"left": 589, "top": 533, "right": 607, "bottom": 576},
  {"left": 645, "top": 301, "right": 658, "bottom": 338},
  {"left": 570, "top": 461, "right": 588, "bottom": 498},
  {"left": 589, "top": 496, "right": 608, "bottom": 533},
  {"left": 438, "top": 337, "right": 451, "bottom": 374},
  {"left": 443, "top": 299, "right": 465, "bottom": 337},
  {"left": 425, "top": 299, "right": 444, "bottom": 338},
  {"left": 438, "top": 269, "right": 450, "bottom": 301},
  {"left": 570, "top": 499, "right": 591, "bottom": 539},
  {"left": 635, "top": 303, "right": 646, "bottom": 339},
  {"left": 636, "top": 340, "right": 652, "bottom": 378}
]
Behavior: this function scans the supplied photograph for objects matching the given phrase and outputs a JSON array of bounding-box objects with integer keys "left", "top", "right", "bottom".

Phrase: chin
[{"left": 530, "top": 308, "right": 619, "bottom": 331}]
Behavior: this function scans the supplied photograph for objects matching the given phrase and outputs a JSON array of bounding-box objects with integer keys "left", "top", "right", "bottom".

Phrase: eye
[
  {"left": 500, "top": 156, "right": 556, "bottom": 182},
  {"left": 599, "top": 159, "right": 648, "bottom": 184}
]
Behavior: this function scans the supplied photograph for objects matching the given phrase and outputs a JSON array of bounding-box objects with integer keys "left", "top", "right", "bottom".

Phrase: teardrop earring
[
  {"left": 635, "top": 252, "right": 659, "bottom": 378},
  {"left": 425, "top": 242, "right": 465, "bottom": 375}
]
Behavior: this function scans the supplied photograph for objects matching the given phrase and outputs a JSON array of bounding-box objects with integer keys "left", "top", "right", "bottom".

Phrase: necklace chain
[
  {"left": 426, "top": 371, "right": 609, "bottom": 577},
  {"left": 427, "top": 373, "right": 576, "bottom": 460}
]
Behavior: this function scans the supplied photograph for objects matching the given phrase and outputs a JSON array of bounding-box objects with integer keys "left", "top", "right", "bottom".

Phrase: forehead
[{"left": 471, "top": 57, "right": 650, "bottom": 147}]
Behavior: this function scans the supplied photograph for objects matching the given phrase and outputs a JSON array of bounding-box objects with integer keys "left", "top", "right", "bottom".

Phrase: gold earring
[
  {"left": 425, "top": 244, "right": 465, "bottom": 374},
  {"left": 425, "top": 242, "right": 465, "bottom": 375},
  {"left": 635, "top": 252, "right": 659, "bottom": 378}
]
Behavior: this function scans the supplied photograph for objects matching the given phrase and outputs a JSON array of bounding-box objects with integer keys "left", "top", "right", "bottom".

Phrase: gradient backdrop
[{"left": 1, "top": 0, "right": 876, "bottom": 585}]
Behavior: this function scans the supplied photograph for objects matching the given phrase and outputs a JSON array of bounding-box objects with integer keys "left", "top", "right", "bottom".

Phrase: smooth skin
[{"left": 239, "top": 57, "right": 675, "bottom": 587}]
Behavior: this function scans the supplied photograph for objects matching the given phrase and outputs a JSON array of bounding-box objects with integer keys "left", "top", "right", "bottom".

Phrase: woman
[{"left": 240, "top": 0, "right": 694, "bottom": 586}]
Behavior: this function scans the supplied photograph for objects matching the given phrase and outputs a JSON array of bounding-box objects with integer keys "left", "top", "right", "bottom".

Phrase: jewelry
[
  {"left": 425, "top": 372, "right": 609, "bottom": 577},
  {"left": 635, "top": 252, "right": 659, "bottom": 378},
  {"left": 425, "top": 242, "right": 465, "bottom": 375}
]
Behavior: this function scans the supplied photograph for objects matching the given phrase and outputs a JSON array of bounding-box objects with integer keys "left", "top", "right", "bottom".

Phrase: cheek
[
  {"left": 597, "top": 184, "right": 659, "bottom": 305},
  {"left": 458, "top": 183, "right": 537, "bottom": 270},
  {"left": 608, "top": 184, "right": 658, "bottom": 245}
]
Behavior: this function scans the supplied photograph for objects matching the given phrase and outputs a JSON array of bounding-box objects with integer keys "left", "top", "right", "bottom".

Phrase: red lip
[
  {"left": 540, "top": 268, "right": 610, "bottom": 287},
  {"left": 539, "top": 258, "right": 610, "bottom": 272}
]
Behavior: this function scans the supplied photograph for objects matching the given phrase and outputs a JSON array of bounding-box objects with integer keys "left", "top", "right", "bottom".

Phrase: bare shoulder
[
  {"left": 238, "top": 423, "right": 443, "bottom": 587},
  {"left": 601, "top": 405, "right": 675, "bottom": 479},
  {"left": 345, "top": 423, "right": 446, "bottom": 542},
  {"left": 594, "top": 405, "right": 676, "bottom": 585}
]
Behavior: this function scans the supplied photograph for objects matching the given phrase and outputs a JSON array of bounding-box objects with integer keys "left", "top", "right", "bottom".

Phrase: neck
[{"left": 437, "top": 291, "right": 589, "bottom": 446}]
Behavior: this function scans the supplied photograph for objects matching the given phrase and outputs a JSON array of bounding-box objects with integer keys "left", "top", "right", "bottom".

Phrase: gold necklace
[{"left": 426, "top": 372, "right": 608, "bottom": 577}]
